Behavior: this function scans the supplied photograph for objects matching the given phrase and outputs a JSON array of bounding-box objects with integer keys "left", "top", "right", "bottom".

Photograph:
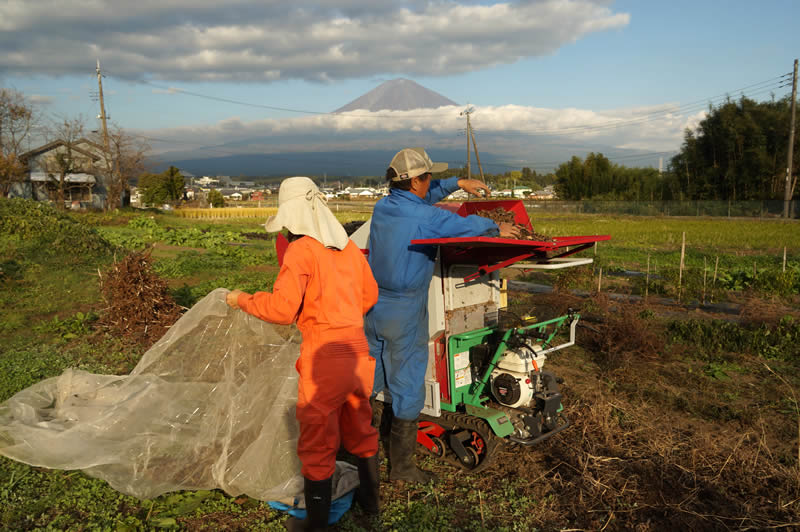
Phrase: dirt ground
[{"left": 452, "top": 290, "right": 800, "bottom": 530}]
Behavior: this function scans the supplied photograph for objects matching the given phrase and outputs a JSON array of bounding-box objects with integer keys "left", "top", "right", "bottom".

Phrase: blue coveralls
[{"left": 365, "top": 177, "right": 498, "bottom": 420}]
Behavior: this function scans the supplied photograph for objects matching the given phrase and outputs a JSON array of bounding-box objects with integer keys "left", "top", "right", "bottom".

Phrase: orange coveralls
[{"left": 237, "top": 236, "right": 379, "bottom": 481}]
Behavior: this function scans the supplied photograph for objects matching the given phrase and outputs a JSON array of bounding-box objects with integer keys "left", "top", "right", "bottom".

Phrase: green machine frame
[{"left": 439, "top": 313, "right": 579, "bottom": 437}]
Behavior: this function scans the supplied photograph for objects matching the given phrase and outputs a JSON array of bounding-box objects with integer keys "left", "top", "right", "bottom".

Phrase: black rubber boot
[
  {"left": 284, "top": 476, "right": 332, "bottom": 532},
  {"left": 355, "top": 454, "right": 380, "bottom": 515},
  {"left": 370, "top": 397, "right": 392, "bottom": 456},
  {"left": 388, "top": 418, "right": 436, "bottom": 484}
]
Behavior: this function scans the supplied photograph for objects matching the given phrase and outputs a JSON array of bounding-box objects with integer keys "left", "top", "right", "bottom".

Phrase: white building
[{"left": 197, "top": 176, "right": 219, "bottom": 187}]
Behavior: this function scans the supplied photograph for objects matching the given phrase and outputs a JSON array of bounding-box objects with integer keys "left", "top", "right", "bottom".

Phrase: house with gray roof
[{"left": 10, "top": 138, "right": 123, "bottom": 209}]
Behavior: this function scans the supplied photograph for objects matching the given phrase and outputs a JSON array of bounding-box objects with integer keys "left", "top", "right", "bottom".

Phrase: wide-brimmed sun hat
[{"left": 265, "top": 177, "right": 349, "bottom": 250}]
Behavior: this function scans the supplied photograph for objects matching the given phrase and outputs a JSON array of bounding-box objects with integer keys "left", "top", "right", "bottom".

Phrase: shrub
[{"left": 0, "top": 198, "right": 114, "bottom": 260}]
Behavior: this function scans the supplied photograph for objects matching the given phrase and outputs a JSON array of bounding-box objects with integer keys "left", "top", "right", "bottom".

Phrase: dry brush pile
[
  {"left": 476, "top": 207, "right": 552, "bottom": 241},
  {"left": 98, "top": 249, "right": 183, "bottom": 348}
]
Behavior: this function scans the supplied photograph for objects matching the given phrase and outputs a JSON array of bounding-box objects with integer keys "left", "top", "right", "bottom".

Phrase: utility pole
[
  {"left": 96, "top": 59, "right": 111, "bottom": 164},
  {"left": 461, "top": 106, "right": 474, "bottom": 179},
  {"left": 96, "top": 59, "right": 121, "bottom": 209},
  {"left": 784, "top": 58, "right": 798, "bottom": 218},
  {"left": 470, "top": 124, "right": 486, "bottom": 181}
]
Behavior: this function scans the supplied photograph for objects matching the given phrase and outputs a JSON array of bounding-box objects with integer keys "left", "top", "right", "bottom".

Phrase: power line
[
  {"left": 111, "top": 72, "right": 791, "bottom": 134},
  {"left": 105, "top": 70, "right": 791, "bottom": 173},
  {"left": 113, "top": 75, "right": 451, "bottom": 120},
  {"left": 508, "top": 81, "right": 788, "bottom": 136}
]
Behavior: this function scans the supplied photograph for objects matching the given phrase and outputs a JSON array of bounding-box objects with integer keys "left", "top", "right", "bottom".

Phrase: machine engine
[{"left": 489, "top": 344, "right": 545, "bottom": 408}]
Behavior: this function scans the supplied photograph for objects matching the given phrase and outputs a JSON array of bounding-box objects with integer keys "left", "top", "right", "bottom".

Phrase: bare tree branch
[{"left": 0, "top": 88, "right": 37, "bottom": 197}]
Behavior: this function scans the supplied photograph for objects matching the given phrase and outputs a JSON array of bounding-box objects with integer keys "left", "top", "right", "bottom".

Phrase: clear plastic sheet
[{"left": 0, "top": 288, "right": 356, "bottom": 503}]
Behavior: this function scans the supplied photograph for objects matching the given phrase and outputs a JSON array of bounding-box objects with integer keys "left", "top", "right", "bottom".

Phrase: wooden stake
[
  {"left": 712, "top": 256, "right": 719, "bottom": 303},
  {"left": 594, "top": 241, "right": 597, "bottom": 256},
  {"left": 645, "top": 254, "right": 650, "bottom": 301},
  {"left": 479, "top": 490, "right": 485, "bottom": 526},
  {"left": 678, "top": 232, "right": 686, "bottom": 302},
  {"left": 597, "top": 267, "right": 603, "bottom": 293},
  {"left": 702, "top": 257, "right": 707, "bottom": 305},
  {"left": 784, "top": 247, "right": 787, "bottom": 273}
]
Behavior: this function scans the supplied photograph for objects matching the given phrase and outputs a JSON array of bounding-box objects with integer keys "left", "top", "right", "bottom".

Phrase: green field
[
  {"left": 1, "top": 198, "right": 799, "bottom": 530},
  {"left": 526, "top": 213, "right": 800, "bottom": 301}
]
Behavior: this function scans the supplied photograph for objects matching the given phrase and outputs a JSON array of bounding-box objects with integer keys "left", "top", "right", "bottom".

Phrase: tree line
[{"left": 554, "top": 95, "right": 798, "bottom": 201}]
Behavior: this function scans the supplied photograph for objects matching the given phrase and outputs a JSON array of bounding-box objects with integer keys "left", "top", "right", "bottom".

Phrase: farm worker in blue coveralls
[{"left": 365, "top": 147, "right": 521, "bottom": 484}]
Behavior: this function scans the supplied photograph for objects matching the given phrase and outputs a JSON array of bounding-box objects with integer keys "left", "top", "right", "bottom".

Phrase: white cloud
[
  {"left": 27, "top": 94, "right": 53, "bottom": 105},
  {"left": 142, "top": 101, "right": 702, "bottom": 158},
  {"left": 0, "top": 1, "right": 629, "bottom": 82}
]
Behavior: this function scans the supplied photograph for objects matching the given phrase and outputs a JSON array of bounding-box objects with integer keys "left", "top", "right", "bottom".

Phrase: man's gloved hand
[
  {"left": 226, "top": 289, "right": 245, "bottom": 309},
  {"left": 457, "top": 178, "right": 491, "bottom": 198},
  {"left": 497, "top": 222, "right": 522, "bottom": 239}
]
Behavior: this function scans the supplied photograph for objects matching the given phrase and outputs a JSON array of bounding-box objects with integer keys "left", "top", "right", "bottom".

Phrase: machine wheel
[
  {"left": 464, "top": 447, "right": 480, "bottom": 467},
  {"left": 459, "top": 426, "right": 497, "bottom": 474},
  {"left": 428, "top": 436, "right": 446, "bottom": 458}
]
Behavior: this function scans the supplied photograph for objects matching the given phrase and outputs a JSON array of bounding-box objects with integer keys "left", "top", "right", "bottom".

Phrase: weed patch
[
  {"left": 580, "top": 295, "right": 665, "bottom": 372},
  {"left": 0, "top": 337, "right": 140, "bottom": 402},
  {"left": 171, "top": 271, "right": 278, "bottom": 308},
  {"left": 668, "top": 316, "right": 800, "bottom": 362},
  {"left": 0, "top": 198, "right": 114, "bottom": 261},
  {"left": 153, "top": 246, "right": 273, "bottom": 279}
]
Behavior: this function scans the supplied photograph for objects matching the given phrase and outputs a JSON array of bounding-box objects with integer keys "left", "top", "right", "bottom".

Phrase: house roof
[
  {"left": 30, "top": 172, "right": 96, "bottom": 184},
  {"left": 20, "top": 138, "right": 105, "bottom": 163}
]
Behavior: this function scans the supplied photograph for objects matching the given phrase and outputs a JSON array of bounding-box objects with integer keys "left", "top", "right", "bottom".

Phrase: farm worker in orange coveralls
[{"left": 226, "top": 177, "right": 379, "bottom": 532}]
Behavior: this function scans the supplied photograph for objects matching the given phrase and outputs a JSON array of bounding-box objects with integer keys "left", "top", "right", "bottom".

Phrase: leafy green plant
[
  {"left": 101, "top": 216, "right": 249, "bottom": 251},
  {"left": 703, "top": 361, "right": 744, "bottom": 381},
  {"left": 34, "top": 311, "right": 99, "bottom": 340}
]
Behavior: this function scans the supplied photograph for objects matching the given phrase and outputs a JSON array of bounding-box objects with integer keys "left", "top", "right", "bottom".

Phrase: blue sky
[{"left": 1, "top": 0, "right": 798, "bottom": 163}]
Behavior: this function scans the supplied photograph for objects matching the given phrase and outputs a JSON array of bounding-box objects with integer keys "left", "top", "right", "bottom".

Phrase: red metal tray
[{"left": 412, "top": 200, "right": 610, "bottom": 280}]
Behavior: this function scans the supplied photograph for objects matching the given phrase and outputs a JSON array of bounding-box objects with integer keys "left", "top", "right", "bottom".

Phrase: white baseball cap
[{"left": 388, "top": 147, "right": 448, "bottom": 180}]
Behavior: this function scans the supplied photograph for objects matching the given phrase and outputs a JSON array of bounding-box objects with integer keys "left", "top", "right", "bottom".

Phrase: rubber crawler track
[
  {"left": 373, "top": 401, "right": 515, "bottom": 474},
  {"left": 419, "top": 409, "right": 502, "bottom": 474}
]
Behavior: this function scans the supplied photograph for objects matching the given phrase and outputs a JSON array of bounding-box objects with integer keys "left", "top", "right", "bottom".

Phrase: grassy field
[
  {"left": 525, "top": 212, "right": 800, "bottom": 302},
  {"left": 1, "top": 199, "right": 799, "bottom": 530}
]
